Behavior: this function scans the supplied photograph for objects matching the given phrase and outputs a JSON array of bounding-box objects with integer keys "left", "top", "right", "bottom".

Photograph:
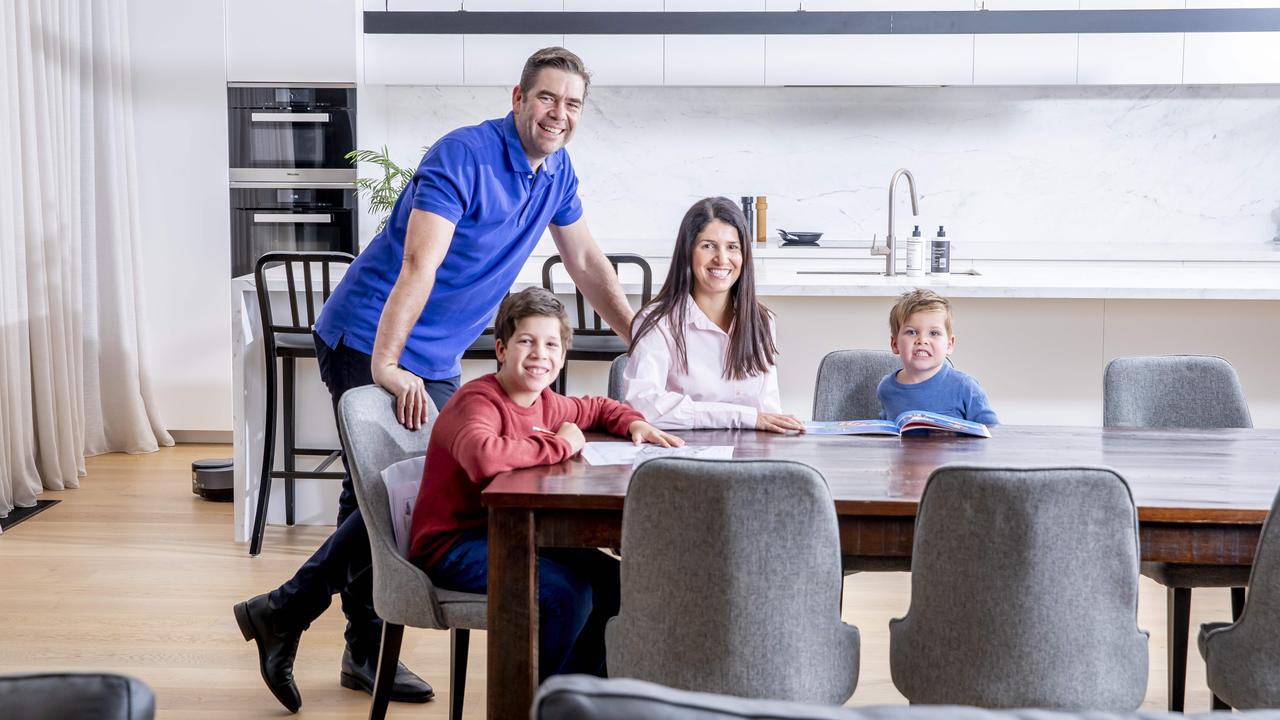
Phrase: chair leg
[
  {"left": 283, "top": 356, "right": 296, "bottom": 527},
  {"left": 554, "top": 363, "right": 567, "bottom": 396},
  {"left": 250, "top": 353, "right": 278, "bottom": 557},
  {"left": 1211, "top": 694, "right": 1231, "bottom": 710},
  {"left": 1167, "top": 586, "right": 1191, "bottom": 712},
  {"left": 368, "top": 622, "right": 404, "bottom": 720},
  {"left": 1231, "top": 586, "right": 1246, "bottom": 620},
  {"left": 450, "top": 628, "right": 469, "bottom": 720}
]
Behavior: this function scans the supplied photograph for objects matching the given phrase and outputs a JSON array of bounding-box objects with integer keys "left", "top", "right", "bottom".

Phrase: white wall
[{"left": 128, "top": 0, "right": 232, "bottom": 432}]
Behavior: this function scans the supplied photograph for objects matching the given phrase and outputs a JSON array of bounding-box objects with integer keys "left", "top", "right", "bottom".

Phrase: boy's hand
[
  {"left": 629, "top": 421, "right": 684, "bottom": 448},
  {"left": 556, "top": 422, "right": 586, "bottom": 455},
  {"left": 755, "top": 412, "right": 806, "bottom": 435}
]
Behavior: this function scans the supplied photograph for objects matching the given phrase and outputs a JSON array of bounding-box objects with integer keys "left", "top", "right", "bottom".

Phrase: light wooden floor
[{"left": 0, "top": 444, "right": 1233, "bottom": 718}]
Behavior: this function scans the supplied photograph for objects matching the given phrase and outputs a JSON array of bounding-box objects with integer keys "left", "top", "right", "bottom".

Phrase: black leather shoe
[
  {"left": 234, "top": 593, "right": 303, "bottom": 713},
  {"left": 339, "top": 648, "right": 435, "bottom": 703}
]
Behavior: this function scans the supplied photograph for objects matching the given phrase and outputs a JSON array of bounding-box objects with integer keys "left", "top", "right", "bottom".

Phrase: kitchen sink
[{"left": 797, "top": 269, "right": 982, "bottom": 277}]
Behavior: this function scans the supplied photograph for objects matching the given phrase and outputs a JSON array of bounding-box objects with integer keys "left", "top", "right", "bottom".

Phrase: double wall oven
[{"left": 228, "top": 83, "right": 358, "bottom": 277}]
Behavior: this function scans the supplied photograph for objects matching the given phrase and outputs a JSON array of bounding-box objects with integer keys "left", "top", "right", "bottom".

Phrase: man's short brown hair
[
  {"left": 889, "top": 288, "right": 953, "bottom": 336},
  {"left": 519, "top": 47, "right": 591, "bottom": 99},
  {"left": 494, "top": 287, "right": 573, "bottom": 350}
]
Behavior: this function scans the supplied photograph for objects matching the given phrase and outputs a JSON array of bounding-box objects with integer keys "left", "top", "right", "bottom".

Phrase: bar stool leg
[
  {"left": 283, "top": 356, "right": 296, "bottom": 527},
  {"left": 250, "top": 353, "right": 278, "bottom": 557}
]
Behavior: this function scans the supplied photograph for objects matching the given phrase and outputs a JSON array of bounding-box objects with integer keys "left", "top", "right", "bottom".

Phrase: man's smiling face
[{"left": 511, "top": 67, "right": 584, "bottom": 167}]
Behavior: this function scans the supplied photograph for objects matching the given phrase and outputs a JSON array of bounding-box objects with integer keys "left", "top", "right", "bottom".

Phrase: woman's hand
[
  {"left": 629, "top": 421, "right": 684, "bottom": 448},
  {"left": 373, "top": 364, "right": 430, "bottom": 430},
  {"left": 556, "top": 422, "right": 586, "bottom": 455},
  {"left": 755, "top": 412, "right": 806, "bottom": 435}
]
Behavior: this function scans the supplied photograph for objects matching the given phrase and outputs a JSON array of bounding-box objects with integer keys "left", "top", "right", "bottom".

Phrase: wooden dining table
[{"left": 481, "top": 425, "right": 1280, "bottom": 720}]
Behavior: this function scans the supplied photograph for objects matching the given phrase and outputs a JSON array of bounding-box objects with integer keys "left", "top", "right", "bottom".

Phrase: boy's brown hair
[
  {"left": 494, "top": 287, "right": 573, "bottom": 350},
  {"left": 519, "top": 47, "right": 591, "bottom": 99},
  {"left": 889, "top": 288, "right": 953, "bottom": 336}
]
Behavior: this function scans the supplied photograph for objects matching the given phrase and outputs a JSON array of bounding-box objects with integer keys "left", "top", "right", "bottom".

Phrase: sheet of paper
[{"left": 581, "top": 442, "right": 735, "bottom": 467}]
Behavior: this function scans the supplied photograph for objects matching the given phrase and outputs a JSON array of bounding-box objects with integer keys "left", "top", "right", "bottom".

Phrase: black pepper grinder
[{"left": 740, "top": 197, "right": 754, "bottom": 242}]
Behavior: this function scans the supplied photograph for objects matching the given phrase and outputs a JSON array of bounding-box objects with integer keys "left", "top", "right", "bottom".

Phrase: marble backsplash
[{"left": 366, "top": 84, "right": 1280, "bottom": 259}]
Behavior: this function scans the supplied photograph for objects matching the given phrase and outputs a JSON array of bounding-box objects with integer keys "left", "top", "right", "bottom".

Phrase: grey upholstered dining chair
[
  {"left": 606, "top": 458, "right": 860, "bottom": 705},
  {"left": 608, "top": 354, "right": 628, "bottom": 402},
  {"left": 1104, "top": 354, "right": 1253, "bottom": 711},
  {"left": 812, "top": 349, "right": 911, "bottom": 574},
  {"left": 337, "top": 385, "right": 486, "bottom": 720},
  {"left": 811, "top": 349, "right": 901, "bottom": 423},
  {"left": 0, "top": 673, "right": 155, "bottom": 720},
  {"left": 1199, "top": 483, "right": 1280, "bottom": 710},
  {"left": 890, "top": 464, "right": 1149, "bottom": 711}
]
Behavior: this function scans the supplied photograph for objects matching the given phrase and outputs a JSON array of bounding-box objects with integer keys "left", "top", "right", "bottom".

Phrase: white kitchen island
[{"left": 231, "top": 247, "right": 1280, "bottom": 542}]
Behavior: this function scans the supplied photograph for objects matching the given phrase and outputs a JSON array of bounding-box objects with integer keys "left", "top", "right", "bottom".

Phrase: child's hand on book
[{"left": 628, "top": 421, "right": 684, "bottom": 448}]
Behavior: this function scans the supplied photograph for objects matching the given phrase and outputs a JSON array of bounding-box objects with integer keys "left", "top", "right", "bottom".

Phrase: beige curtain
[{"left": 0, "top": 0, "right": 172, "bottom": 521}]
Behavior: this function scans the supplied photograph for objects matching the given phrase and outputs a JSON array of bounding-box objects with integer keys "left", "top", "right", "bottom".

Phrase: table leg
[{"left": 487, "top": 508, "right": 538, "bottom": 720}]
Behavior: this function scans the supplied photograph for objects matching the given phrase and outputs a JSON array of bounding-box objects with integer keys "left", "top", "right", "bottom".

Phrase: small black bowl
[{"left": 778, "top": 230, "right": 823, "bottom": 245}]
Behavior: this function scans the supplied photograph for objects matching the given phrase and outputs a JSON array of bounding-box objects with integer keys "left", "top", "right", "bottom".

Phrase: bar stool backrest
[
  {"left": 253, "top": 251, "right": 356, "bottom": 351},
  {"left": 541, "top": 254, "right": 652, "bottom": 337}
]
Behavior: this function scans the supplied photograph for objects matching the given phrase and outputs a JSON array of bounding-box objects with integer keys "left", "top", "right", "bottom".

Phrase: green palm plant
[{"left": 345, "top": 145, "right": 427, "bottom": 233}]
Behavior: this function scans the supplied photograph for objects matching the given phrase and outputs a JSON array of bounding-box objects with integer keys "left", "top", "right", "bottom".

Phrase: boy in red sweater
[{"left": 409, "top": 287, "right": 680, "bottom": 678}]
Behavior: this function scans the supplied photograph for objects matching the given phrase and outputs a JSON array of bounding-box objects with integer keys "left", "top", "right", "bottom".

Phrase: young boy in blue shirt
[{"left": 877, "top": 289, "right": 998, "bottom": 426}]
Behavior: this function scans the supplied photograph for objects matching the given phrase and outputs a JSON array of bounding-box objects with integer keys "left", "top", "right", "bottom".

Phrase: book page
[{"left": 581, "top": 442, "right": 735, "bottom": 467}]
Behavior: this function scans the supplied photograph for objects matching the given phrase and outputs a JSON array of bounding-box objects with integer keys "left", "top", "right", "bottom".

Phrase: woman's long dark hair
[{"left": 629, "top": 196, "right": 777, "bottom": 381}]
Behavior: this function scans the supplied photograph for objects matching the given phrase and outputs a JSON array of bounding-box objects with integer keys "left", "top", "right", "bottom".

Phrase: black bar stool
[
  {"left": 249, "top": 251, "right": 354, "bottom": 557},
  {"left": 541, "top": 254, "right": 652, "bottom": 396}
]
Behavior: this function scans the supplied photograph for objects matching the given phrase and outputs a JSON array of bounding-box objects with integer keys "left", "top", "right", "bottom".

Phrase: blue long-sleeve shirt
[{"left": 877, "top": 362, "right": 999, "bottom": 426}]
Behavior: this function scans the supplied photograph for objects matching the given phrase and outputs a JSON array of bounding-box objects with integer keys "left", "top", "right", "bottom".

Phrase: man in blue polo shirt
[{"left": 233, "top": 47, "right": 635, "bottom": 713}]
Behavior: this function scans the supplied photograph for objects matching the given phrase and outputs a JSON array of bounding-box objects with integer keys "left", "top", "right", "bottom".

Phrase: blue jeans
[
  {"left": 269, "top": 334, "right": 459, "bottom": 660},
  {"left": 429, "top": 530, "right": 620, "bottom": 680}
]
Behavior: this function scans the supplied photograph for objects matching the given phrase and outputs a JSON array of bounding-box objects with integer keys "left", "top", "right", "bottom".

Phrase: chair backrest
[
  {"left": 889, "top": 464, "right": 1148, "bottom": 711},
  {"left": 337, "top": 384, "right": 447, "bottom": 628},
  {"left": 812, "top": 349, "right": 901, "bottom": 421},
  {"left": 1202, "top": 483, "right": 1280, "bottom": 708},
  {"left": 0, "top": 672, "right": 155, "bottom": 720},
  {"left": 254, "top": 251, "right": 354, "bottom": 347},
  {"left": 1103, "top": 355, "right": 1251, "bottom": 429},
  {"left": 606, "top": 458, "right": 860, "bottom": 705},
  {"left": 607, "top": 354, "right": 628, "bottom": 402},
  {"left": 542, "top": 254, "right": 652, "bottom": 337}
]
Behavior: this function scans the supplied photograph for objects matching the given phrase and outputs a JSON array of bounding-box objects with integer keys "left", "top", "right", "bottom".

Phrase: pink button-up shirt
[{"left": 622, "top": 296, "right": 782, "bottom": 430}]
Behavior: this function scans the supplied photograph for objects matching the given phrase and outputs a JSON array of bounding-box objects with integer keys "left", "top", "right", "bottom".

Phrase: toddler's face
[
  {"left": 495, "top": 315, "right": 567, "bottom": 396},
  {"left": 891, "top": 310, "right": 955, "bottom": 381}
]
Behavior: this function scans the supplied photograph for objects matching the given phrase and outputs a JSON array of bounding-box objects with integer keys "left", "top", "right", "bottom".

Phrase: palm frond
[{"left": 345, "top": 145, "right": 429, "bottom": 234}]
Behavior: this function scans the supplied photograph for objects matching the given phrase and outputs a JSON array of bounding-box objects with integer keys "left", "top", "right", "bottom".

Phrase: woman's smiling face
[{"left": 690, "top": 219, "right": 743, "bottom": 300}]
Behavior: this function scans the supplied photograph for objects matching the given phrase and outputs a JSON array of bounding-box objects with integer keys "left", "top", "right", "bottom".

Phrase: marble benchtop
[{"left": 235, "top": 245, "right": 1280, "bottom": 301}]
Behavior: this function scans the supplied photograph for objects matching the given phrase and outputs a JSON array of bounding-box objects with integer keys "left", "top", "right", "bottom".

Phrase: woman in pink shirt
[{"left": 623, "top": 196, "right": 804, "bottom": 433}]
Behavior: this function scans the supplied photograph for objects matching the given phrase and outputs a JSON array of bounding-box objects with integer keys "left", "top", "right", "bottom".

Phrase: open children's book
[{"left": 805, "top": 410, "right": 991, "bottom": 438}]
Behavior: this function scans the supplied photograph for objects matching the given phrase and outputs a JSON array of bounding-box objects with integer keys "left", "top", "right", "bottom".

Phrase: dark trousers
[
  {"left": 429, "top": 531, "right": 621, "bottom": 680},
  {"left": 269, "top": 334, "right": 459, "bottom": 659}
]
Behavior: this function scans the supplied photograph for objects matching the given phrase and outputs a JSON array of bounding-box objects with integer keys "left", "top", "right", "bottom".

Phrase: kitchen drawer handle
[
  {"left": 250, "top": 112, "right": 330, "bottom": 123},
  {"left": 252, "top": 213, "right": 332, "bottom": 224}
]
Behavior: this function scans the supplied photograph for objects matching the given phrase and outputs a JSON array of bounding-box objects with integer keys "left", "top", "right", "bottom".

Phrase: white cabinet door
[
  {"left": 767, "top": 34, "right": 973, "bottom": 86},
  {"left": 226, "top": 0, "right": 358, "bottom": 82},
  {"left": 1077, "top": 0, "right": 1183, "bottom": 85},
  {"left": 365, "top": 35, "right": 465, "bottom": 85},
  {"left": 465, "top": 34, "right": 566, "bottom": 85},
  {"left": 1185, "top": 0, "right": 1280, "bottom": 83},
  {"left": 665, "top": 35, "right": 766, "bottom": 85},
  {"left": 973, "top": 0, "right": 1076, "bottom": 85},
  {"left": 563, "top": 35, "right": 665, "bottom": 85}
]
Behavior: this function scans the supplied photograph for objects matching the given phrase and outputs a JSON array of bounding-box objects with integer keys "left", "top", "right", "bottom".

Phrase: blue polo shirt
[{"left": 315, "top": 113, "right": 583, "bottom": 379}]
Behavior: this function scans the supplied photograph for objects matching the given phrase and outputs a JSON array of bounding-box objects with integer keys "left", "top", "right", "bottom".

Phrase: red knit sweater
[{"left": 409, "top": 374, "right": 644, "bottom": 569}]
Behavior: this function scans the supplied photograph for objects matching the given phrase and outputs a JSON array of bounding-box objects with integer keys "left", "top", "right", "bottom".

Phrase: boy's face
[
  {"left": 495, "top": 315, "right": 567, "bottom": 396},
  {"left": 891, "top": 309, "right": 955, "bottom": 380}
]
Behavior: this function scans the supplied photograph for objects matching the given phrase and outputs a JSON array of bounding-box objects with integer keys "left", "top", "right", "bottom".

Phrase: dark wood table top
[{"left": 483, "top": 425, "right": 1280, "bottom": 524}]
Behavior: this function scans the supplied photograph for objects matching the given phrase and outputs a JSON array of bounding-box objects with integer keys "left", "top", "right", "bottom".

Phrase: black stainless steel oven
[
  {"left": 230, "top": 185, "right": 357, "bottom": 278},
  {"left": 228, "top": 83, "right": 356, "bottom": 184}
]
